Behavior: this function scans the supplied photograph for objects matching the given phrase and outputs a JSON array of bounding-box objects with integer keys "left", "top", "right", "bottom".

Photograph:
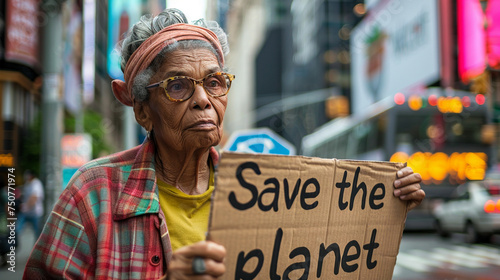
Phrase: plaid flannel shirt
[{"left": 24, "top": 139, "right": 172, "bottom": 279}]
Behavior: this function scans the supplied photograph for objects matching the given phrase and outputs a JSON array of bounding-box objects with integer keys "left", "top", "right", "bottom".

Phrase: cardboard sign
[{"left": 208, "top": 152, "right": 408, "bottom": 280}]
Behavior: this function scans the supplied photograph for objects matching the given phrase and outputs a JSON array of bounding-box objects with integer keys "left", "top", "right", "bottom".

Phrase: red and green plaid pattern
[{"left": 24, "top": 139, "right": 172, "bottom": 279}]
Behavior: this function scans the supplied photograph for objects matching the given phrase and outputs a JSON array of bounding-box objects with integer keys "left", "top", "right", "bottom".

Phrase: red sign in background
[
  {"left": 5, "top": 0, "right": 40, "bottom": 68},
  {"left": 61, "top": 134, "right": 92, "bottom": 168}
]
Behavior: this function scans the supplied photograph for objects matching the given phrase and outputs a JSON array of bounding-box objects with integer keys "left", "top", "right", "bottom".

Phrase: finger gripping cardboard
[{"left": 208, "top": 152, "right": 408, "bottom": 280}]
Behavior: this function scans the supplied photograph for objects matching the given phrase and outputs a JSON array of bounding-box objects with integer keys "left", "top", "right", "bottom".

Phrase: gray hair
[{"left": 118, "top": 8, "right": 230, "bottom": 102}]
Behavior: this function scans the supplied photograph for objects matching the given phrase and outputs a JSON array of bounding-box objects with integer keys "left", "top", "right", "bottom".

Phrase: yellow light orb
[
  {"left": 428, "top": 152, "right": 449, "bottom": 181},
  {"left": 390, "top": 152, "right": 409, "bottom": 163},
  {"left": 408, "top": 95, "right": 423, "bottom": 111}
]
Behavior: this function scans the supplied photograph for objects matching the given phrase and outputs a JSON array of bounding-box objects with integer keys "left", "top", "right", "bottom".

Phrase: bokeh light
[
  {"left": 394, "top": 93, "right": 405, "bottom": 105},
  {"left": 392, "top": 152, "right": 488, "bottom": 184},
  {"left": 428, "top": 95, "right": 438, "bottom": 106},
  {"left": 428, "top": 152, "right": 449, "bottom": 181},
  {"left": 390, "top": 152, "right": 409, "bottom": 163},
  {"left": 438, "top": 96, "right": 463, "bottom": 113},
  {"left": 408, "top": 95, "right": 423, "bottom": 111},
  {"left": 462, "top": 96, "right": 471, "bottom": 107},
  {"left": 484, "top": 200, "right": 495, "bottom": 213},
  {"left": 353, "top": 3, "right": 366, "bottom": 16},
  {"left": 476, "top": 94, "right": 485, "bottom": 105}
]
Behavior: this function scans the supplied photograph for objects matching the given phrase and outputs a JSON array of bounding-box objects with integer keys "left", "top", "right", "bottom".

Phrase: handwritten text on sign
[{"left": 208, "top": 153, "right": 407, "bottom": 280}]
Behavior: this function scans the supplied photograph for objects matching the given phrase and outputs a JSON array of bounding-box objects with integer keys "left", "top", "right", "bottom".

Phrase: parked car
[{"left": 433, "top": 179, "right": 500, "bottom": 243}]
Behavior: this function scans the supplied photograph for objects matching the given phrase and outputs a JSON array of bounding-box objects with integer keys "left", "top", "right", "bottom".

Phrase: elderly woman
[{"left": 24, "top": 8, "right": 424, "bottom": 280}]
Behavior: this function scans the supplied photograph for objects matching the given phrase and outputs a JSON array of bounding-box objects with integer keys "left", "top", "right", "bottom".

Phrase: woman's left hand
[
  {"left": 167, "top": 241, "right": 226, "bottom": 279},
  {"left": 393, "top": 166, "right": 425, "bottom": 211}
]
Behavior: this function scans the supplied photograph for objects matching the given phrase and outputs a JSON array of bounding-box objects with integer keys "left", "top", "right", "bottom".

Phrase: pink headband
[{"left": 112, "top": 23, "right": 224, "bottom": 107}]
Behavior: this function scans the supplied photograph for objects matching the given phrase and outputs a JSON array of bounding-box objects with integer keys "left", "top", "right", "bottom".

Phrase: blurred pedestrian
[{"left": 16, "top": 170, "right": 44, "bottom": 243}]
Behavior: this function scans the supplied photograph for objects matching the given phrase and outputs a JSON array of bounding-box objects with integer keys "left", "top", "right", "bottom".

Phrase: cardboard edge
[{"left": 207, "top": 152, "right": 412, "bottom": 278}]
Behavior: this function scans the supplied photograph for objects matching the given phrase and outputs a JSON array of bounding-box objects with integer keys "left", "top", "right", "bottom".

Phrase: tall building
[
  {"left": 254, "top": 0, "right": 364, "bottom": 151},
  {"left": 204, "top": 0, "right": 365, "bottom": 151},
  {"left": 209, "top": 0, "right": 267, "bottom": 141}
]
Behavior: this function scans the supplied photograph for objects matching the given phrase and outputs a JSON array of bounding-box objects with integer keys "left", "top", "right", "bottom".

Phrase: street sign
[{"left": 223, "top": 128, "right": 296, "bottom": 155}]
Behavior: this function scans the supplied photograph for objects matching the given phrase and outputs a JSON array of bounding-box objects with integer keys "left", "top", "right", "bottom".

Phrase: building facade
[{"left": 0, "top": 0, "right": 42, "bottom": 180}]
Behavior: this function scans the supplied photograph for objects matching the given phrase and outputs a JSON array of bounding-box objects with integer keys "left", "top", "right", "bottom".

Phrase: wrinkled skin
[
  {"left": 393, "top": 166, "right": 425, "bottom": 211},
  {"left": 134, "top": 48, "right": 227, "bottom": 195},
  {"left": 134, "top": 48, "right": 227, "bottom": 280}
]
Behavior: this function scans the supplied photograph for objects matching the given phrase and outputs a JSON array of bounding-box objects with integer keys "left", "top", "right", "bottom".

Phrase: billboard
[
  {"left": 62, "top": 1, "right": 83, "bottom": 115},
  {"left": 350, "top": 0, "right": 440, "bottom": 114},
  {"left": 107, "top": 0, "right": 166, "bottom": 80},
  {"left": 82, "top": 0, "right": 96, "bottom": 105},
  {"left": 457, "top": 0, "right": 500, "bottom": 83},
  {"left": 4, "top": 0, "right": 40, "bottom": 68}
]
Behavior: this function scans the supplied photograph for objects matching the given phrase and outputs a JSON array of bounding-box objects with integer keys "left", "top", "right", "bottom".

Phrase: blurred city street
[
  {"left": 394, "top": 233, "right": 500, "bottom": 280},
  {"left": 1, "top": 0, "right": 500, "bottom": 279}
]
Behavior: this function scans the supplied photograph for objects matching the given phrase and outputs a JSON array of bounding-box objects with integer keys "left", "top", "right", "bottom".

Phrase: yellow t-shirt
[{"left": 157, "top": 168, "right": 214, "bottom": 252}]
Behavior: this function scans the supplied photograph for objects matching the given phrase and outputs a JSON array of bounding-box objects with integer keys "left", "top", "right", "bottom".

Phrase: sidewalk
[{"left": 0, "top": 227, "right": 36, "bottom": 280}]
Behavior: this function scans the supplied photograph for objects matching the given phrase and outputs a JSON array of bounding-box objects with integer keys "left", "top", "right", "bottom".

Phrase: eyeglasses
[{"left": 145, "top": 72, "right": 235, "bottom": 102}]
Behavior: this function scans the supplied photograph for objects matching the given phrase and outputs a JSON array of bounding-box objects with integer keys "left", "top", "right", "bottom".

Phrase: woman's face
[{"left": 141, "top": 48, "right": 228, "bottom": 152}]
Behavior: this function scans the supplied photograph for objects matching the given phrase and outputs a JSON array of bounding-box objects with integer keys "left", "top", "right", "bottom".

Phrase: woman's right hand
[{"left": 166, "top": 241, "right": 226, "bottom": 279}]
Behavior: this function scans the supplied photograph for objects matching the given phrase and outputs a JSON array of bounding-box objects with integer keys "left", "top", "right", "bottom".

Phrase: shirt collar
[{"left": 113, "top": 138, "right": 160, "bottom": 220}]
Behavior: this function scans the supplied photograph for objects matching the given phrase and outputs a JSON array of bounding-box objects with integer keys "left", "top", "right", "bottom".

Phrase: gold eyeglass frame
[{"left": 145, "top": 72, "right": 236, "bottom": 102}]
